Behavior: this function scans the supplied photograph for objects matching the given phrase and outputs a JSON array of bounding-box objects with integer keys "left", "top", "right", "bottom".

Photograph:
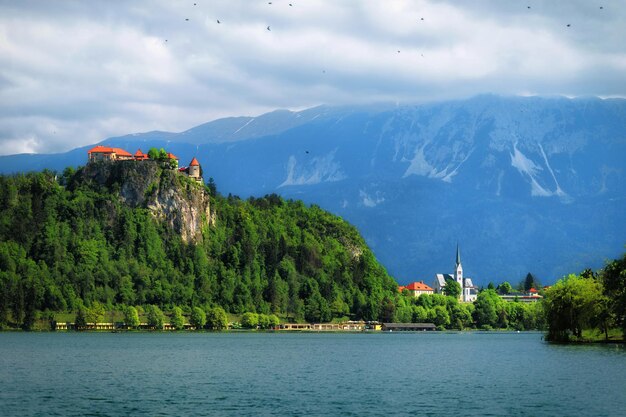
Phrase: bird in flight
[
  {"left": 566, "top": 23, "right": 571, "bottom": 27},
  {"left": 185, "top": 18, "right": 189, "bottom": 21},
  {"left": 217, "top": 19, "right": 221, "bottom": 24},
  {"left": 267, "top": 26, "right": 271, "bottom": 31}
]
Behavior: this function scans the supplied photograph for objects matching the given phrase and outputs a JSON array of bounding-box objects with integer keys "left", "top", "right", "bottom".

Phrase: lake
[{"left": 1, "top": 331, "right": 625, "bottom": 416}]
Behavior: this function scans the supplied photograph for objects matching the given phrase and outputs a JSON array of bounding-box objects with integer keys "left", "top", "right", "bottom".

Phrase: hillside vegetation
[{"left": 0, "top": 163, "right": 399, "bottom": 329}]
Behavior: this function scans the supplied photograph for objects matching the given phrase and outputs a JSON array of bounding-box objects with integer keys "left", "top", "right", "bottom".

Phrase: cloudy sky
[{"left": 1, "top": 0, "right": 624, "bottom": 155}]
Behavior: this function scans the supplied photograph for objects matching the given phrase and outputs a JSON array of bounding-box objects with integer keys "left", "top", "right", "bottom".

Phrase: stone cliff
[{"left": 81, "top": 160, "right": 214, "bottom": 243}]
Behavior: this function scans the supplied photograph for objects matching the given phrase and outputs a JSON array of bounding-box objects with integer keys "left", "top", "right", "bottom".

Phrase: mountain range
[{"left": 2, "top": 95, "right": 625, "bottom": 285}]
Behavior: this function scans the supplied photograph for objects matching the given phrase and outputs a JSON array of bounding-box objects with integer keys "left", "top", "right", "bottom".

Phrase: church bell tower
[{"left": 455, "top": 244, "right": 463, "bottom": 299}]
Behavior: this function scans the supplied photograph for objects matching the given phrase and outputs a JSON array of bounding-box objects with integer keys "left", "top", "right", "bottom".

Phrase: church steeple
[{"left": 455, "top": 243, "right": 464, "bottom": 301}]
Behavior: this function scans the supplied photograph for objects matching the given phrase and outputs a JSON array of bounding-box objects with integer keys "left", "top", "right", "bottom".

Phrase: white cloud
[{"left": 0, "top": 0, "right": 625, "bottom": 155}]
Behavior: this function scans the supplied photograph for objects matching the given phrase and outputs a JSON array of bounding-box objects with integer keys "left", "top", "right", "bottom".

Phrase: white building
[{"left": 432, "top": 245, "right": 478, "bottom": 303}]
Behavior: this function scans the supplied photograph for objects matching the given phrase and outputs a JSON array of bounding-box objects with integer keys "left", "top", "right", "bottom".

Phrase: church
[{"left": 432, "top": 245, "right": 478, "bottom": 303}]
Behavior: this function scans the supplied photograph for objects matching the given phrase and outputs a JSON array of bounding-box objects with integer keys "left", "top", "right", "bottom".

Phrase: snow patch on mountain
[
  {"left": 279, "top": 150, "right": 346, "bottom": 187},
  {"left": 442, "top": 147, "right": 475, "bottom": 183},
  {"left": 403, "top": 145, "right": 434, "bottom": 178},
  {"left": 359, "top": 189, "right": 385, "bottom": 207},
  {"left": 538, "top": 143, "right": 567, "bottom": 197},
  {"left": 510, "top": 143, "right": 553, "bottom": 197}
]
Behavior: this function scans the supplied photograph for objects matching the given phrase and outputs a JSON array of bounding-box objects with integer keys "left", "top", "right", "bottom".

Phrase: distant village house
[
  {"left": 499, "top": 287, "right": 543, "bottom": 303},
  {"left": 399, "top": 281, "right": 434, "bottom": 297}
]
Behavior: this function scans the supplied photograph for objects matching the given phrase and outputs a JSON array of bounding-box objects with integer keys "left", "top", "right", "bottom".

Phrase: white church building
[{"left": 433, "top": 245, "right": 478, "bottom": 303}]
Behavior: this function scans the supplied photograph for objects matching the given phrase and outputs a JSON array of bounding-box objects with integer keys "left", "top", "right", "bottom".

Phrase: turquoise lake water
[{"left": 1, "top": 331, "right": 625, "bottom": 416}]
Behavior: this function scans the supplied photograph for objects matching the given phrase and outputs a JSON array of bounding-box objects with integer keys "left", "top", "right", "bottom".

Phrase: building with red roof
[
  {"left": 87, "top": 145, "right": 133, "bottom": 162},
  {"left": 187, "top": 157, "right": 202, "bottom": 181},
  {"left": 401, "top": 281, "right": 434, "bottom": 297},
  {"left": 134, "top": 149, "right": 149, "bottom": 161}
]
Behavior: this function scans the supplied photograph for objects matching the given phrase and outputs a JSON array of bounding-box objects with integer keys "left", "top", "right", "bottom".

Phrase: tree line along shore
[{"left": 0, "top": 167, "right": 624, "bottom": 342}]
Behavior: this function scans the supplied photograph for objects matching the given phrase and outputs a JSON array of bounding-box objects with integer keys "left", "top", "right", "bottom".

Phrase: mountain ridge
[{"left": 1, "top": 95, "right": 624, "bottom": 284}]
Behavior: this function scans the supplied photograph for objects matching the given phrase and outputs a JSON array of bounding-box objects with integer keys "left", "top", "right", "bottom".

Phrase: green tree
[
  {"left": 124, "top": 306, "right": 140, "bottom": 328},
  {"left": 412, "top": 305, "right": 429, "bottom": 323},
  {"left": 497, "top": 281, "right": 513, "bottom": 295},
  {"left": 206, "top": 306, "right": 228, "bottom": 330},
  {"left": 268, "top": 314, "right": 280, "bottom": 328},
  {"left": 147, "top": 147, "right": 168, "bottom": 162},
  {"left": 146, "top": 304, "right": 165, "bottom": 329},
  {"left": 443, "top": 278, "right": 461, "bottom": 299},
  {"left": 241, "top": 312, "right": 258, "bottom": 329},
  {"left": 446, "top": 297, "right": 469, "bottom": 330},
  {"left": 75, "top": 306, "right": 87, "bottom": 329},
  {"left": 171, "top": 306, "right": 185, "bottom": 330},
  {"left": 433, "top": 305, "right": 450, "bottom": 328},
  {"left": 601, "top": 253, "right": 626, "bottom": 337},
  {"left": 207, "top": 177, "right": 217, "bottom": 196},
  {"left": 258, "top": 313, "right": 271, "bottom": 329},
  {"left": 190, "top": 306, "right": 206, "bottom": 329},
  {"left": 473, "top": 289, "right": 502, "bottom": 329},
  {"left": 86, "top": 301, "right": 106, "bottom": 324},
  {"left": 544, "top": 274, "right": 606, "bottom": 341},
  {"left": 523, "top": 273, "right": 539, "bottom": 291}
]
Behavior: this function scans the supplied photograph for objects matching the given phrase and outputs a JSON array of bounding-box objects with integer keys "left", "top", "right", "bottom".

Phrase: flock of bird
[
  {"left": 184, "top": 1, "right": 293, "bottom": 29},
  {"left": 169, "top": 2, "right": 608, "bottom": 54},
  {"left": 161, "top": 0, "right": 609, "bottom": 68}
]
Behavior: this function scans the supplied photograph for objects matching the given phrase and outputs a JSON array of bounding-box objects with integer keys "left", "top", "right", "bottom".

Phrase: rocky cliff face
[{"left": 81, "top": 160, "right": 213, "bottom": 243}]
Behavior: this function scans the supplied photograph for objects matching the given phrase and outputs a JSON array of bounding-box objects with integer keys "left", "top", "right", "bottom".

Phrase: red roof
[
  {"left": 404, "top": 281, "right": 434, "bottom": 292},
  {"left": 167, "top": 152, "right": 179, "bottom": 160},
  {"left": 112, "top": 147, "right": 132, "bottom": 157},
  {"left": 189, "top": 157, "right": 200, "bottom": 166},
  {"left": 88, "top": 145, "right": 132, "bottom": 157},
  {"left": 134, "top": 149, "right": 147, "bottom": 157},
  {"left": 529, "top": 288, "right": 538, "bottom": 293},
  {"left": 88, "top": 145, "right": 114, "bottom": 154},
  {"left": 398, "top": 286, "right": 406, "bottom": 292}
]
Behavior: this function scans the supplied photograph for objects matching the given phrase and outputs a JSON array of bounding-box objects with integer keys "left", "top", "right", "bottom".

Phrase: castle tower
[
  {"left": 455, "top": 244, "right": 464, "bottom": 301},
  {"left": 188, "top": 157, "right": 201, "bottom": 180}
]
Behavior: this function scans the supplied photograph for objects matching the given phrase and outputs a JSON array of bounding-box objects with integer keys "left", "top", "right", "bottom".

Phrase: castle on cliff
[{"left": 87, "top": 145, "right": 202, "bottom": 182}]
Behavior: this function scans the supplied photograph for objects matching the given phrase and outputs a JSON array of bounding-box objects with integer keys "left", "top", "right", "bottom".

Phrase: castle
[
  {"left": 87, "top": 145, "right": 203, "bottom": 182},
  {"left": 433, "top": 245, "right": 478, "bottom": 303}
]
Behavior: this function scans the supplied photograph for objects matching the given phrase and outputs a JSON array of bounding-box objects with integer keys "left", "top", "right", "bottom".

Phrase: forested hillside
[{"left": 0, "top": 162, "right": 398, "bottom": 329}]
